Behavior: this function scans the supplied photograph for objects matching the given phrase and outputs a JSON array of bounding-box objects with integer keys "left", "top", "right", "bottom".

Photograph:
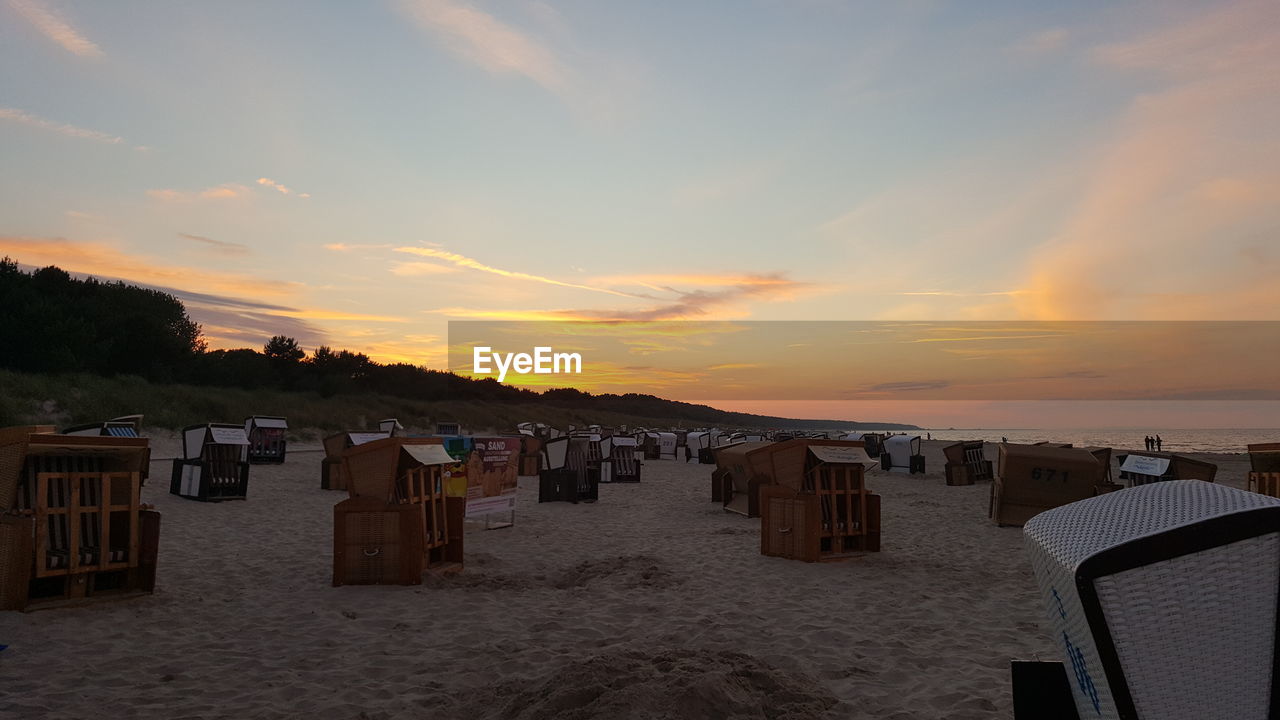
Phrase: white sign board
[
  {"left": 1120, "top": 454, "right": 1171, "bottom": 477},
  {"left": 465, "top": 493, "right": 516, "bottom": 518},
  {"left": 209, "top": 426, "right": 249, "bottom": 445}
]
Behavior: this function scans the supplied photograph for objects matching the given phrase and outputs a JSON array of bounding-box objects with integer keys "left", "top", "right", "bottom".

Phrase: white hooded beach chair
[{"left": 1021, "top": 480, "right": 1280, "bottom": 720}]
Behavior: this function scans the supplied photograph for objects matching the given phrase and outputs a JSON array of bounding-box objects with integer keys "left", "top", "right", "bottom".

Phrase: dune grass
[{"left": 0, "top": 369, "right": 750, "bottom": 437}]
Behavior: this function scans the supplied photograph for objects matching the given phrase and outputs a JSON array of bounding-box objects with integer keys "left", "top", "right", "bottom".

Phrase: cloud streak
[
  {"left": 398, "top": 0, "right": 569, "bottom": 94},
  {"left": 179, "top": 233, "right": 250, "bottom": 257},
  {"left": 257, "top": 177, "right": 311, "bottom": 199},
  {"left": 394, "top": 246, "right": 643, "bottom": 298},
  {"left": 0, "top": 236, "right": 298, "bottom": 298},
  {"left": 429, "top": 271, "right": 810, "bottom": 321},
  {"left": 7, "top": 0, "right": 102, "bottom": 57},
  {"left": 147, "top": 184, "right": 250, "bottom": 202},
  {"left": 0, "top": 107, "right": 124, "bottom": 145}
]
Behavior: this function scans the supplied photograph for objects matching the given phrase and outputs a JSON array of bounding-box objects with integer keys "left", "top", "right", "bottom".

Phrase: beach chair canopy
[
  {"left": 61, "top": 421, "right": 140, "bottom": 438},
  {"left": 181, "top": 424, "right": 249, "bottom": 460},
  {"left": 379, "top": 418, "right": 404, "bottom": 435},
  {"left": 807, "top": 445, "right": 874, "bottom": 466},
  {"left": 401, "top": 443, "right": 455, "bottom": 467},
  {"left": 245, "top": 416, "right": 288, "bottom": 432}
]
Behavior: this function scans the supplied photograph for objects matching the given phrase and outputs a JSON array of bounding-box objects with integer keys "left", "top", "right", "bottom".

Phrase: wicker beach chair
[{"left": 1021, "top": 481, "right": 1280, "bottom": 719}]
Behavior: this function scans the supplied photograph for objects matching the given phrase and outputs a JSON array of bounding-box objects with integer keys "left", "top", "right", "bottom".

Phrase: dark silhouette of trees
[
  {"left": 0, "top": 258, "right": 203, "bottom": 380},
  {"left": 263, "top": 335, "right": 304, "bottom": 364}
]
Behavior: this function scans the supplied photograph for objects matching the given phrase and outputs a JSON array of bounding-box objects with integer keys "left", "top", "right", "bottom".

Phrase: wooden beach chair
[
  {"left": 990, "top": 444, "right": 1104, "bottom": 527},
  {"left": 942, "top": 440, "right": 992, "bottom": 485},
  {"left": 1116, "top": 451, "right": 1217, "bottom": 487},
  {"left": 4, "top": 431, "right": 155, "bottom": 610},
  {"left": 760, "top": 445, "right": 880, "bottom": 562},
  {"left": 1247, "top": 443, "right": 1280, "bottom": 498},
  {"left": 320, "top": 430, "right": 392, "bottom": 491},
  {"left": 336, "top": 437, "right": 461, "bottom": 580}
]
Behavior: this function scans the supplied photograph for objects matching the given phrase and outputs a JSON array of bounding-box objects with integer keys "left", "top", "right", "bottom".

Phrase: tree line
[{"left": 0, "top": 258, "right": 903, "bottom": 429}]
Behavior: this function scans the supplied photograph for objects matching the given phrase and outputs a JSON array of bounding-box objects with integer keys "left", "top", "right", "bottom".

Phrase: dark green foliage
[{"left": 0, "top": 259, "right": 203, "bottom": 380}]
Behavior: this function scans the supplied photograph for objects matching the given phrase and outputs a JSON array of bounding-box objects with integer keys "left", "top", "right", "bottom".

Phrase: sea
[{"left": 853, "top": 428, "right": 1280, "bottom": 454}]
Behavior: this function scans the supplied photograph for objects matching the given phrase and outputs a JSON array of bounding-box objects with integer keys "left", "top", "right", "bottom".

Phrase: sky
[{"left": 2, "top": 0, "right": 1278, "bottom": 426}]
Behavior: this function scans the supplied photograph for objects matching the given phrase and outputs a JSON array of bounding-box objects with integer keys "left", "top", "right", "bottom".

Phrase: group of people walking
[{"left": 1145, "top": 434, "right": 1163, "bottom": 451}]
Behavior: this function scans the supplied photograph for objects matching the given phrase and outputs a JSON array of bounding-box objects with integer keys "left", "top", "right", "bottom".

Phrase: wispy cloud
[
  {"left": 708, "top": 363, "right": 761, "bottom": 371},
  {"left": 394, "top": 246, "right": 643, "bottom": 298},
  {"left": 324, "top": 242, "right": 393, "bottom": 252},
  {"left": 0, "top": 236, "right": 298, "bottom": 298},
  {"left": 147, "top": 183, "right": 250, "bottom": 202},
  {"left": 429, "top": 271, "right": 810, "bottom": 321},
  {"left": 390, "top": 261, "right": 460, "bottom": 276},
  {"left": 898, "top": 290, "right": 1029, "bottom": 297},
  {"left": 397, "top": 0, "right": 569, "bottom": 94},
  {"left": 1019, "top": 0, "right": 1280, "bottom": 320},
  {"left": 257, "top": 177, "right": 310, "bottom": 198},
  {"left": 179, "top": 233, "right": 250, "bottom": 257},
  {"left": 0, "top": 107, "right": 125, "bottom": 145},
  {"left": 7, "top": 0, "right": 102, "bottom": 57}
]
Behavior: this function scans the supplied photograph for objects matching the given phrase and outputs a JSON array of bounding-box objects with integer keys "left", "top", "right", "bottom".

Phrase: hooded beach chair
[
  {"left": 880, "top": 435, "right": 925, "bottom": 474},
  {"left": 942, "top": 440, "right": 992, "bottom": 485},
  {"left": 243, "top": 416, "right": 288, "bottom": 463},
  {"left": 1019, "top": 481, "right": 1280, "bottom": 719},
  {"left": 4, "top": 430, "right": 154, "bottom": 610},
  {"left": 990, "top": 444, "right": 1104, "bottom": 527},
  {"left": 170, "top": 424, "right": 250, "bottom": 501},
  {"left": 1116, "top": 451, "right": 1217, "bottom": 487}
]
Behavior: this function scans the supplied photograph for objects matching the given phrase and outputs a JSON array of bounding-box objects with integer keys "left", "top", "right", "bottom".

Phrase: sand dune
[{"left": 0, "top": 438, "right": 1254, "bottom": 718}]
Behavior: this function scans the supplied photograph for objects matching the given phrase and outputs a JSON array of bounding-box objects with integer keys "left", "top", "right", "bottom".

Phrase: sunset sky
[{"left": 2, "top": 0, "right": 1277, "bottom": 425}]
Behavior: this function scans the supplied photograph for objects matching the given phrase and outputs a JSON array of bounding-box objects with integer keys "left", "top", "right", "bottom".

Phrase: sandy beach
[{"left": 0, "top": 438, "right": 1256, "bottom": 719}]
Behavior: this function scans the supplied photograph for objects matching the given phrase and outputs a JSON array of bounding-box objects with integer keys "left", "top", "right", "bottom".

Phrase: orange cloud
[
  {"left": 7, "top": 0, "right": 102, "bottom": 57},
  {"left": 0, "top": 236, "right": 299, "bottom": 298},
  {"left": 147, "top": 184, "right": 249, "bottom": 202},
  {"left": 1018, "top": 0, "right": 1280, "bottom": 320}
]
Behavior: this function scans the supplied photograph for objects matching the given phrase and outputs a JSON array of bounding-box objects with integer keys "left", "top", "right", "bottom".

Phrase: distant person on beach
[
  {"left": 1001, "top": 436, "right": 1007, "bottom": 443},
  {"left": 1145, "top": 435, "right": 1152, "bottom": 451},
  {"left": 1156, "top": 435, "right": 1163, "bottom": 451}
]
